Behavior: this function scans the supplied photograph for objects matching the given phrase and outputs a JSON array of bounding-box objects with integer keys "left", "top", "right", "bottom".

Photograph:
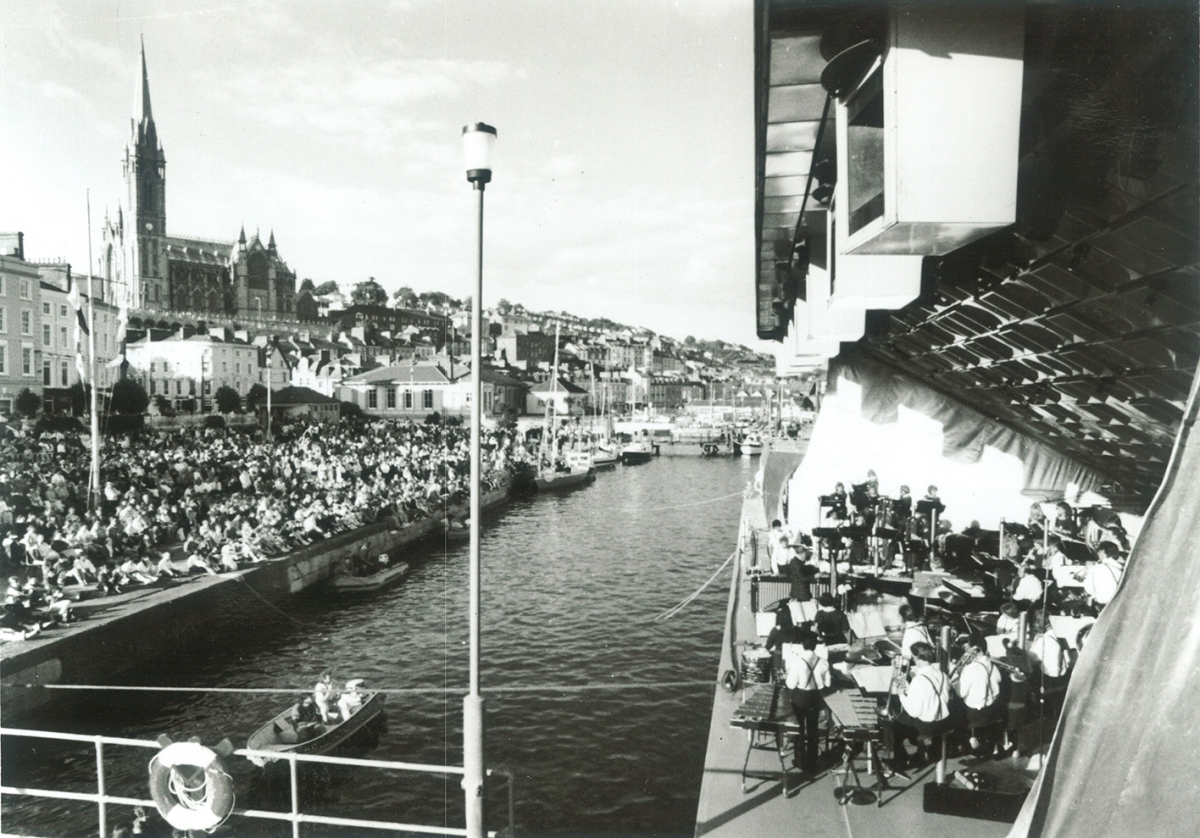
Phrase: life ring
[{"left": 148, "top": 742, "right": 236, "bottom": 832}]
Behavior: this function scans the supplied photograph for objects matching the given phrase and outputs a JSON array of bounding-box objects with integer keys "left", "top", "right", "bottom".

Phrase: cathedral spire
[{"left": 136, "top": 35, "right": 154, "bottom": 126}]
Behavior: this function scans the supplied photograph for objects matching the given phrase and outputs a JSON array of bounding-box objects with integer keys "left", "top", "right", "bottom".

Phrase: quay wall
[{"left": 0, "top": 481, "right": 511, "bottom": 721}]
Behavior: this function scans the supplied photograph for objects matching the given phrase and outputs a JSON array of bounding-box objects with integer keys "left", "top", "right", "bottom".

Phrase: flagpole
[{"left": 85, "top": 191, "right": 101, "bottom": 510}]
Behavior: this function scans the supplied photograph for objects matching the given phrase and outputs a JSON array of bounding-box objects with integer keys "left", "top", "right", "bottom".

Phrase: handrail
[{"left": 1, "top": 726, "right": 513, "bottom": 837}]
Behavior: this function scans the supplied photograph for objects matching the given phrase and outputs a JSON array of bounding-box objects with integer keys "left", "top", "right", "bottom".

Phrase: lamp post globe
[{"left": 463, "top": 123, "right": 497, "bottom": 186}]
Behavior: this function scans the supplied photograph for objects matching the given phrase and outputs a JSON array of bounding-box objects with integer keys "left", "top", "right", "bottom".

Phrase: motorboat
[
  {"left": 738, "top": 433, "right": 764, "bottom": 456},
  {"left": 620, "top": 439, "right": 655, "bottom": 465},
  {"left": 533, "top": 466, "right": 595, "bottom": 492},
  {"left": 246, "top": 692, "right": 387, "bottom": 766},
  {"left": 329, "top": 562, "right": 410, "bottom": 594}
]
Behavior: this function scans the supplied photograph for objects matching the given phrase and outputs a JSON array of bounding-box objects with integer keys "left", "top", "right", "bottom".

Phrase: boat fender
[
  {"left": 148, "top": 742, "right": 236, "bottom": 832},
  {"left": 720, "top": 669, "right": 740, "bottom": 694}
]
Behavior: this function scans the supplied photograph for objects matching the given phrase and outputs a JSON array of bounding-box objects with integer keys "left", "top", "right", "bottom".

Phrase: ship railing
[{"left": 0, "top": 726, "right": 516, "bottom": 838}]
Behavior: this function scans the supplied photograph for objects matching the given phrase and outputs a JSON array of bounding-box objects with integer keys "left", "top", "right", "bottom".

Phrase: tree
[
  {"left": 313, "top": 280, "right": 340, "bottom": 296},
  {"left": 462, "top": 295, "right": 472, "bottom": 312},
  {"left": 299, "top": 278, "right": 315, "bottom": 293},
  {"left": 246, "top": 383, "right": 268, "bottom": 411},
  {"left": 496, "top": 298, "right": 513, "bottom": 315},
  {"left": 14, "top": 388, "right": 41, "bottom": 418},
  {"left": 393, "top": 286, "right": 419, "bottom": 309},
  {"left": 295, "top": 291, "right": 319, "bottom": 321},
  {"left": 215, "top": 385, "right": 241, "bottom": 414},
  {"left": 67, "top": 381, "right": 89, "bottom": 416},
  {"left": 418, "top": 290, "right": 452, "bottom": 309},
  {"left": 685, "top": 335, "right": 697, "bottom": 346},
  {"left": 154, "top": 395, "right": 174, "bottom": 416},
  {"left": 110, "top": 379, "right": 149, "bottom": 415},
  {"left": 351, "top": 277, "right": 388, "bottom": 307}
]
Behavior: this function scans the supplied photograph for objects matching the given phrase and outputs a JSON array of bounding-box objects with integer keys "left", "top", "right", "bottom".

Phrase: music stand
[{"left": 916, "top": 499, "right": 945, "bottom": 568}]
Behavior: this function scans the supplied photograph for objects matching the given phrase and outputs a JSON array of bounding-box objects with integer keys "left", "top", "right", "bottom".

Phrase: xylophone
[
  {"left": 729, "top": 684, "right": 798, "bottom": 794},
  {"left": 824, "top": 687, "right": 891, "bottom": 807}
]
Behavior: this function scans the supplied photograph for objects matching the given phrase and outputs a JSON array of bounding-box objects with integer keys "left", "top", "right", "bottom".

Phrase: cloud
[
  {"left": 25, "top": 2, "right": 124, "bottom": 73},
  {"left": 196, "top": 56, "right": 524, "bottom": 153},
  {"left": 541, "top": 154, "right": 586, "bottom": 179}
]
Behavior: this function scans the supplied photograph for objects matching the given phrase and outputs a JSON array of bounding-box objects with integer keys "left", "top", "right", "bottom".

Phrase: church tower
[{"left": 122, "top": 39, "right": 167, "bottom": 310}]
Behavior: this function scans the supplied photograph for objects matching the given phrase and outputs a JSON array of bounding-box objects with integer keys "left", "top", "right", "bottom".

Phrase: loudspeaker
[{"left": 923, "top": 781, "right": 1027, "bottom": 823}]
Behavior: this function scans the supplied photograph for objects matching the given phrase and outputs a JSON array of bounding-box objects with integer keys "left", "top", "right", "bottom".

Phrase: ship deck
[{"left": 695, "top": 443, "right": 1017, "bottom": 838}]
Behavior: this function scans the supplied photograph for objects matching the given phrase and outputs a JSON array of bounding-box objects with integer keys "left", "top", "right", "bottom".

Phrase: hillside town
[{"left": 1, "top": 232, "right": 813, "bottom": 431}]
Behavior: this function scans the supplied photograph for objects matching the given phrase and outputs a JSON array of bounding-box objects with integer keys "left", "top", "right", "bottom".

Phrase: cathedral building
[{"left": 103, "top": 42, "right": 298, "bottom": 323}]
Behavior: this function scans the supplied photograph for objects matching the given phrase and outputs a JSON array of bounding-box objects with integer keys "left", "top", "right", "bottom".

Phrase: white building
[{"left": 125, "top": 332, "right": 260, "bottom": 409}]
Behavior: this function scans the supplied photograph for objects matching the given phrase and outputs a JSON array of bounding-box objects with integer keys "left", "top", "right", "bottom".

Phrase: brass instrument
[
  {"left": 882, "top": 654, "right": 911, "bottom": 719},
  {"left": 948, "top": 646, "right": 981, "bottom": 688}
]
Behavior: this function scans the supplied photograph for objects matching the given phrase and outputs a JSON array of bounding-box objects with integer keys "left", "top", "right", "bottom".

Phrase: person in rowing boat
[
  {"left": 314, "top": 669, "right": 340, "bottom": 723},
  {"left": 338, "top": 678, "right": 366, "bottom": 720},
  {"left": 289, "top": 695, "right": 323, "bottom": 742}
]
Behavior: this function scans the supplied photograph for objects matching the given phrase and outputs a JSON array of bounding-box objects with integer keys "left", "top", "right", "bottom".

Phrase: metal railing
[{"left": 0, "top": 727, "right": 515, "bottom": 838}]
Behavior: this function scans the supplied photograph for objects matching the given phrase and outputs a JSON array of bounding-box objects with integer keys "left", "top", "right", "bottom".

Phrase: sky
[{"left": 1, "top": 0, "right": 765, "bottom": 348}]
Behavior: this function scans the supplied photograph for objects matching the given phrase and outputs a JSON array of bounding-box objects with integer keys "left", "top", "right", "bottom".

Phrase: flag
[
  {"left": 66, "top": 271, "right": 89, "bottom": 336},
  {"left": 115, "top": 281, "right": 129, "bottom": 344}
]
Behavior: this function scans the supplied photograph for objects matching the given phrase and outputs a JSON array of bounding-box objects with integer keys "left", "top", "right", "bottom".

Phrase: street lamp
[{"left": 462, "top": 121, "right": 495, "bottom": 838}]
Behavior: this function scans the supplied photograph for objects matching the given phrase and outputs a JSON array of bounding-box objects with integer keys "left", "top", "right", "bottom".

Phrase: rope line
[
  {"left": 652, "top": 550, "right": 737, "bottom": 622},
  {"left": 233, "top": 576, "right": 318, "bottom": 628},
  {"left": 11, "top": 681, "right": 719, "bottom": 695},
  {"left": 641, "top": 490, "right": 745, "bottom": 513}
]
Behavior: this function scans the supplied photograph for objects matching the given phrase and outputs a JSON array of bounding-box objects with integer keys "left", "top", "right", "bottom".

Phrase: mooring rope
[
  {"left": 12, "top": 681, "right": 719, "bottom": 695},
  {"left": 233, "top": 575, "right": 318, "bottom": 628},
  {"left": 652, "top": 550, "right": 737, "bottom": 622},
  {"left": 641, "top": 489, "right": 745, "bottom": 513}
]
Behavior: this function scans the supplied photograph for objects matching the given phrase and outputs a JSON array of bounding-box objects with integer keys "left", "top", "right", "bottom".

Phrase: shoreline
[{"left": 0, "top": 478, "right": 512, "bottom": 722}]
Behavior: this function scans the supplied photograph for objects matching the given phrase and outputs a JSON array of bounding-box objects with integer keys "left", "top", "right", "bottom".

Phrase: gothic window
[{"left": 247, "top": 252, "right": 269, "bottom": 290}]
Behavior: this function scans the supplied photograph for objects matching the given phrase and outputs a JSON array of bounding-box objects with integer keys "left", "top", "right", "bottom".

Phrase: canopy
[
  {"left": 1008, "top": 364, "right": 1200, "bottom": 837},
  {"left": 784, "top": 356, "right": 1102, "bottom": 534}
]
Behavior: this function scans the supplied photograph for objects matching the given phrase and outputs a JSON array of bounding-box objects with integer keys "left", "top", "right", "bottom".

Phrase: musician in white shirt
[
  {"left": 1013, "top": 564, "right": 1044, "bottom": 603},
  {"left": 953, "top": 636, "right": 1004, "bottom": 755},
  {"left": 783, "top": 631, "right": 831, "bottom": 775},
  {"left": 1083, "top": 542, "right": 1125, "bottom": 608},
  {"left": 1026, "top": 609, "right": 1069, "bottom": 718},
  {"left": 767, "top": 519, "right": 789, "bottom": 574},
  {"left": 886, "top": 642, "right": 950, "bottom": 769}
]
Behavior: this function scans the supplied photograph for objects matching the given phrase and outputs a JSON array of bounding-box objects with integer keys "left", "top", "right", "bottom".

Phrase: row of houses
[{"left": 4, "top": 233, "right": 768, "bottom": 422}]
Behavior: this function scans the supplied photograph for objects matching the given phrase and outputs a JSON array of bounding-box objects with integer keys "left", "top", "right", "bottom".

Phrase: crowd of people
[
  {"left": 758, "top": 468, "right": 1132, "bottom": 777},
  {"left": 1, "top": 417, "right": 523, "bottom": 641}
]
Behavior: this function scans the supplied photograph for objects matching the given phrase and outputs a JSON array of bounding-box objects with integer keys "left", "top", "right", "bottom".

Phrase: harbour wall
[{"left": 0, "top": 481, "right": 511, "bottom": 721}]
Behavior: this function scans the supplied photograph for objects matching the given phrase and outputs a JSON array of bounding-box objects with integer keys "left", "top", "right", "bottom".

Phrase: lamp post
[{"left": 462, "top": 121, "right": 496, "bottom": 838}]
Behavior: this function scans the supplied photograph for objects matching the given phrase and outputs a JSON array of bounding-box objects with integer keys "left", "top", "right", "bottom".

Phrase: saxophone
[
  {"left": 882, "top": 654, "right": 911, "bottom": 719},
  {"left": 949, "top": 646, "right": 981, "bottom": 689}
]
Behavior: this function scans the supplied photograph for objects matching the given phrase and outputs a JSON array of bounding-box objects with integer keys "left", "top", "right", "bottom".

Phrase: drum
[{"left": 739, "top": 647, "right": 772, "bottom": 684}]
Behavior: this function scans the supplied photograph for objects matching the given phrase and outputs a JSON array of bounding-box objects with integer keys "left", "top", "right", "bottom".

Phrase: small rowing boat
[{"left": 246, "top": 692, "right": 387, "bottom": 766}]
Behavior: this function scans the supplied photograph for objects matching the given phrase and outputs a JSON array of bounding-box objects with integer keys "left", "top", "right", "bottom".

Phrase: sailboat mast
[
  {"left": 85, "top": 191, "right": 101, "bottom": 510},
  {"left": 549, "top": 322, "right": 560, "bottom": 460}
]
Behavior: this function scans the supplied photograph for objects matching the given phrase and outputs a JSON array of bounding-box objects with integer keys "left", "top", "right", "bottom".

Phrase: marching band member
[{"left": 953, "top": 635, "right": 1004, "bottom": 756}]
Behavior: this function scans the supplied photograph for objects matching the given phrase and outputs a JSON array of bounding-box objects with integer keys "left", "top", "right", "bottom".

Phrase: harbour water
[{"left": 2, "top": 455, "right": 754, "bottom": 837}]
